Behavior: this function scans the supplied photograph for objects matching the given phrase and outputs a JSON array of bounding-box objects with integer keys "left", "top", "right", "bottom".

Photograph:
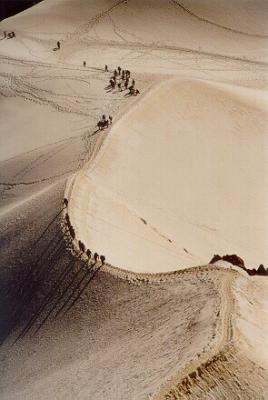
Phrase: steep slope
[
  {"left": 0, "top": 267, "right": 243, "bottom": 400},
  {"left": 68, "top": 78, "right": 268, "bottom": 272}
]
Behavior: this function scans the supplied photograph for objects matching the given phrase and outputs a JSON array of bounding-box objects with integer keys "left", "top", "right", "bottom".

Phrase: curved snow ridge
[
  {"left": 62, "top": 194, "right": 247, "bottom": 283},
  {"left": 61, "top": 212, "right": 267, "bottom": 399},
  {"left": 66, "top": 78, "right": 268, "bottom": 274}
]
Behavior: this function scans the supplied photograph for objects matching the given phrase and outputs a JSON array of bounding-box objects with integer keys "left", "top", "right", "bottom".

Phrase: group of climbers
[{"left": 105, "top": 65, "right": 140, "bottom": 96}]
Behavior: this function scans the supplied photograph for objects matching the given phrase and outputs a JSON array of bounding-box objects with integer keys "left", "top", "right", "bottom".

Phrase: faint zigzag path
[
  {"left": 171, "top": 0, "right": 268, "bottom": 39},
  {"left": 59, "top": 0, "right": 127, "bottom": 60},
  {"left": 66, "top": 0, "right": 127, "bottom": 39},
  {"left": 0, "top": 129, "right": 105, "bottom": 192},
  {"left": 0, "top": 73, "right": 90, "bottom": 117},
  {"left": 153, "top": 270, "right": 237, "bottom": 400},
  {"left": 2, "top": 40, "right": 268, "bottom": 69},
  {"left": 73, "top": 38, "right": 268, "bottom": 68},
  {"left": 11, "top": 141, "right": 72, "bottom": 182},
  {"left": 0, "top": 169, "right": 76, "bottom": 187}
]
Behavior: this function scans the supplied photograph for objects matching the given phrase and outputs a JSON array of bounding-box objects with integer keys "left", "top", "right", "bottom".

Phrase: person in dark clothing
[
  {"left": 57, "top": 41, "right": 60, "bottom": 49},
  {"left": 83, "top": 61, "right": 86, "bottom": 67},
  {"left": 78, "top": 240, "right": 85, "bottom": 253},
  {"left": 124, "top": 80, "right": 129, "bottom": 90},
  {"left": 114, "top": 69, "right": 118, "bottom": 77},
  {"left": 109, "top": 115, "right": 113, "bottom": 124},
  {"left": 118, "top": 66, "right": 121, "bottom": 75},
  {"left": 105, "top": 64, "right": 108, "bottom": 72},
  {"left": 8, "top": 31, "right": 15, "bottom": 39},
  {"left": 65, "top": 213, "right": 70, "bottom": 225}
]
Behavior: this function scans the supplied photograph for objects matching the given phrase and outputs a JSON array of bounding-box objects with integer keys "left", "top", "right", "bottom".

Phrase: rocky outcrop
[
  {"left": 210, "top": 254, "right": 268, "bottom": 276},
  {"left": 209, "top": 254, "right": 245, "bottom": 268}
]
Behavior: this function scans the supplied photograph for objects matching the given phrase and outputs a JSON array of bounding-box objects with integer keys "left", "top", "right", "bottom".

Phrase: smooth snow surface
[{"left": 69, "top": 79, "right": 268, "bottom": 272}]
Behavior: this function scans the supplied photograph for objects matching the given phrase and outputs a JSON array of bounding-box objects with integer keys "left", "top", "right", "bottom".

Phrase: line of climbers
[
  {"left": 97, "top": 114, "right": 113, "bottom": 130},
  {"left": 63, "top": 198, "right": 106, "bottom": 265}
]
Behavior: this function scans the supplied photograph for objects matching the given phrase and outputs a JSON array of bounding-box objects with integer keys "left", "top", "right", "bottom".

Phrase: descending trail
[
  {"left": 171, "top": 0, "right": 268, "bottom": 38},
  {"left": 153, "top": 270, "right": 236, "bottom": 399},
  {"left": 65, "top": 0, "right": 128, "bottom": 40}
]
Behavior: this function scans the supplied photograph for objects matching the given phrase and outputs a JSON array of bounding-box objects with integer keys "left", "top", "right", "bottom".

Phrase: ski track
[{"left": 171, "top": 0, "right": 268, "bottom": 39}]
